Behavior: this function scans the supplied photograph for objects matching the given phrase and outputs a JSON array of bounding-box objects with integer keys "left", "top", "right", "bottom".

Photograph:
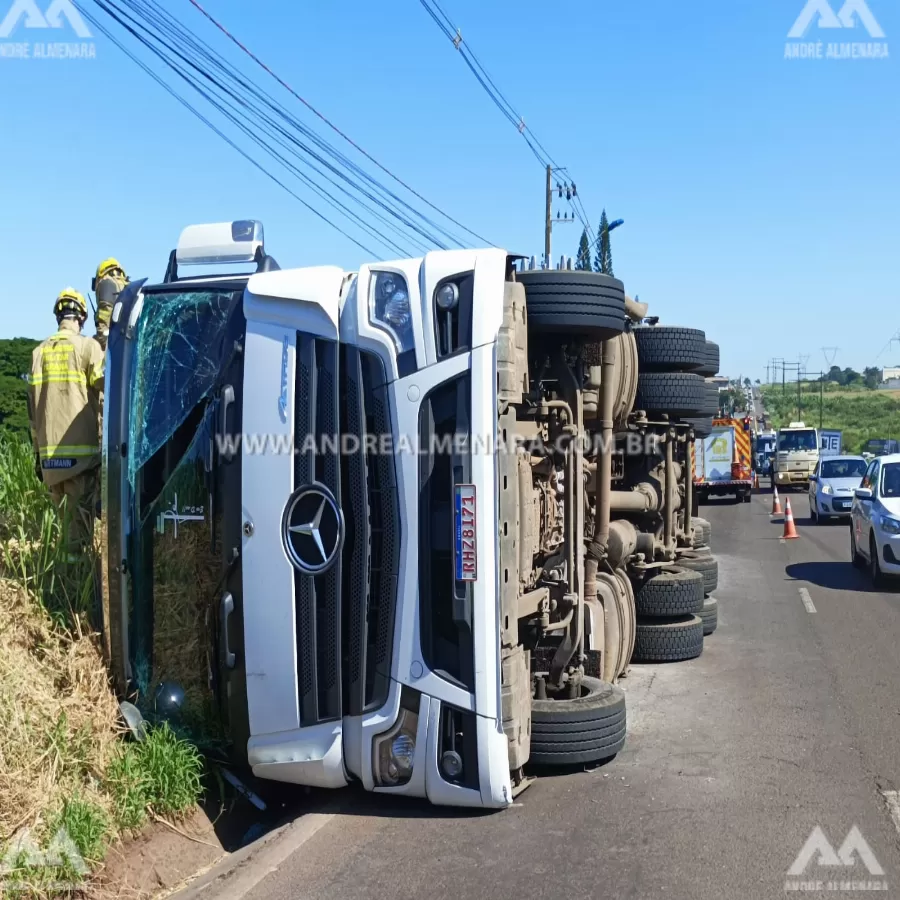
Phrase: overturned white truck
[{"left": 101, "top": 221, "right": 720, "bottom": 810}]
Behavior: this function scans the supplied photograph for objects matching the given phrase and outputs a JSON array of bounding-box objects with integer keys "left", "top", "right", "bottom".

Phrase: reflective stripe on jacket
[
  {"left": 94, "top": 273, "right": 127, "bottom": 351},
  {"left": 28, "top": 319, "right": 105, "bottom": 486}
]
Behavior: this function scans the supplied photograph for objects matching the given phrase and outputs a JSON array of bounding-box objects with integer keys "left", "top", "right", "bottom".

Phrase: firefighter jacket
[{"left": 28, "top": 319, "right": 105, "bottom": 486}]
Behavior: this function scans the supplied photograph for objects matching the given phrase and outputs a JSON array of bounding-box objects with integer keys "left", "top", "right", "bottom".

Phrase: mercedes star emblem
[{"left": 282, "top": 484, "right": 344, "bottom": 575}]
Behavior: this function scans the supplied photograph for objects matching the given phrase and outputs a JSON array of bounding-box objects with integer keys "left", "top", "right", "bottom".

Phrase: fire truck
[{"left": 693, "top": 417, "right": 753, "bottom": 503}]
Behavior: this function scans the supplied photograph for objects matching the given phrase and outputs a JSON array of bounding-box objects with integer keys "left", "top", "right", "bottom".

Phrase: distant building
[
  {"left": 709, "top": 376, "right": 729, "bottom": 388},
  {"left": 882, "top": 366, "right": 900, "bottom": 382}
]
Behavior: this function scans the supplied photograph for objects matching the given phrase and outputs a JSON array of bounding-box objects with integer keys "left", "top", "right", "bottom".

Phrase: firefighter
[
  {"left": 28, "top": 289, "right": 105, "bottom": 561},
  {"left": 92, "top": 257, "right": 128, "bottom": 351}
]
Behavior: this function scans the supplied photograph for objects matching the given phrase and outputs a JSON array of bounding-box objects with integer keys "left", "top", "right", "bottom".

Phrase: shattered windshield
[{"left": 128, "top": 288, "right": 242, "bottom": 489}]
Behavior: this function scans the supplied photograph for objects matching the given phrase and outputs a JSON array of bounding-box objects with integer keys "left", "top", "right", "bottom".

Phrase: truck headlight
[
  {"left": 370, "top": 271, "right": 414, "bottom": 354},
  {"left": 821, "top": 483, "right": 833, "bottom": 495},
  {"left": 881, "top": 516, "right": 900, "bottom": 535},
  {"left": 373, "top": 707, "right": 418, "bottom": 787}
]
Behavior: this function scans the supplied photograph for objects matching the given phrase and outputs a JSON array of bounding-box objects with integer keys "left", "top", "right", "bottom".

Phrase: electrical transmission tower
[{"left": 822, "top": 346, "right": 839, "bottom": 368}]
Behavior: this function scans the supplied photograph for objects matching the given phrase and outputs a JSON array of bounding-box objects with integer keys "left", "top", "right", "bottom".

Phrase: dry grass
[
  {"left": 0, "top": 576, "right": 120, "bottom": 843},
  {"left": 147, "top": 528, "right": 219, "bottom": 737},
  {"left": 0, "top": 436, "right": 205, "bottom": 895}
]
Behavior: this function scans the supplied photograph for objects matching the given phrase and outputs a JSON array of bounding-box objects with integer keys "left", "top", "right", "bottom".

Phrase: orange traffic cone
[
  {"left": 753, "top": 472, "right": 760, "bottom": 493},
  {"left": 771, "top": 487, "right": 783, "bottom": 516},
  {"left": 782, "top": 498, "right": 799, "bottom": 539}
]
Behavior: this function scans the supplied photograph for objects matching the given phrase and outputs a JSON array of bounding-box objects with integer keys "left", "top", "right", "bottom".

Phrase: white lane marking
[
  {"left": 799, "top": 587, "right": 816, "bottom": 614},
  {"left": 881, "top": 791, "right": 900, "bottom": 836}
]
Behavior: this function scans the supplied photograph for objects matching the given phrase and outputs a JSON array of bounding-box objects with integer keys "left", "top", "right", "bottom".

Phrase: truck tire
[
  {"left": 692, "top": 517, "right": 712, "bottom": 548},
  {"left": 703, "top": 382, "right": 720, "bottom": 416},
  {"left": 683, "top": 416, "right": 713, "bottom": 437},
  {"left": 695, "top": 341, "right": 720, "bottom": 377},
  {"left": 633, "top": 615, "right": 704, "bottom": 663},
  {"left": 699, "top": 596, "right": 718, "bottom": 636},
  {"left": 633, "top": 326, "right": 706, "bottom": 372},
  {"left": 530, "top": 677, "right": 626, "bottom": 765},
  {"left": 676, "top": 553, "right": 718, "bottom": 595},
  {"left": 634, "top": 567, "right": 704, "bottom": 617},
  {"left": 518, "top": 271, "right": 625, "bottom": 341},
  {"left": 635, "top": 372, "right": 705, "bottom": 417}
]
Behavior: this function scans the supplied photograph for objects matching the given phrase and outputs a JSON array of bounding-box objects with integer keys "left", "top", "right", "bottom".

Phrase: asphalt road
[{"left": 241, "top": 488, "right": 900, "bottom": 900}]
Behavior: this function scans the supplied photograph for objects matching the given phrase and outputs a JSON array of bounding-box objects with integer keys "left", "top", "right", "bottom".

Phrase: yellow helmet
[
  {"left": 95, "top": 257, "right": 125, "bottom": 281},
  {"left": 53, "top": 288, "right": 88, "bottom": 320}
]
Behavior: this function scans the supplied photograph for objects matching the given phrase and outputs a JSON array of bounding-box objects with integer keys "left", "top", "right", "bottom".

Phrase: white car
[
  {"left": 850, "top": 453, "right": 900, "bottom": 586},
  {"left": 809, "top": 455, "right": 867, "bottom": 523}
]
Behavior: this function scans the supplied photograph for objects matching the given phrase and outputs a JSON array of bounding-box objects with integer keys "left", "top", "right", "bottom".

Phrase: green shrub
[
  {"left": 51, "top": 796, "right": 110, "bottom": 865},
  {"left": 107, "top": 724, "right": 204, "bottom": 830}
]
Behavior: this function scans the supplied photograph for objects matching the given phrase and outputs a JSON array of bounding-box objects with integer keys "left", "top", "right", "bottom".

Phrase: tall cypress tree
[
  {"left": 594, "top": 209, "right": 614, "bottom": 276},
  {"left": 575, "top": 229, "right": 592, "bottom": 270}
]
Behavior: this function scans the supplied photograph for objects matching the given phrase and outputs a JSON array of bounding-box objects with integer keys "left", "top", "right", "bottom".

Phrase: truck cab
[
  {"left": 773, "top": 421, "right": 819, "bottom": 489},
  {"left": 103, "top": 220, "right": 721, "bottom": 810}
]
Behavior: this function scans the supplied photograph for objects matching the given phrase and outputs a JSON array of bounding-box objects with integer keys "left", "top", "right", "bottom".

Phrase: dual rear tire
[{"left": 633, "top": 568, "right": 705, "bottom": 663}]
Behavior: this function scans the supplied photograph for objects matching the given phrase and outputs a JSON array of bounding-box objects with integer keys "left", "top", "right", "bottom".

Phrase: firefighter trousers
[{"left": 48, "top": 469, "right": 98, "bottom": 557}]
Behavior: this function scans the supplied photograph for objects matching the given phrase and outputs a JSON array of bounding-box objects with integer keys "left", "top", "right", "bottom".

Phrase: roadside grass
[
  {"left": 761, "top": 384, "right": 900, "bottom": 453},
  {"left": 0, "top": 436, "right": 204, "bottom": 896}
]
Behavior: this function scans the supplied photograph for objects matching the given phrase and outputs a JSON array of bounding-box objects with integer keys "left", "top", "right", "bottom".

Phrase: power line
[
  {"left": 116, "top": 0, "right": 463, "bottom": 251},
  {"left": 76, "top": 2, "right": 383, "bottom": 257},
  {"left": 79, "top": 0, "right": 491, "bottom": 259},
  {"left": 185, "top": 0, "right": 493, "bottom": 248},
  {"left": 415, "top": 0, "right": 594, "bottom": 240}
]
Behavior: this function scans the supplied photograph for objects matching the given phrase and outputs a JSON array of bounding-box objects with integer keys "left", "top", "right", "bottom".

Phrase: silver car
[{"left": 809, "top": 455, "right": 868, "bottom": 523}]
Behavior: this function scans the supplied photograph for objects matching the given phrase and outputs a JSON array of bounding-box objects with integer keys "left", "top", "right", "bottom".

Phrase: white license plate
[{"left": 454, "top": 484, "right": 477, "bottom": 582}]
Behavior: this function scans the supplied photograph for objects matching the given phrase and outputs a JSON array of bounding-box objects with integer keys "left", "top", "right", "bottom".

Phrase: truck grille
[
  {"left": 294, "top": 335, "right": 342, "bottom": 724},
  {"left": 292, "top": 336, "right": 400, "bottom": 725},
  {"left": 340, "top": 346, "right": 400, "bottom": 715}
]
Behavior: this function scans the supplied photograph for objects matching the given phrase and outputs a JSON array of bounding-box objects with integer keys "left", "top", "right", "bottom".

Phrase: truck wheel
[
  {"left": 635, "top": 567, "right": 704, "bottom": 617},
  {"left": 682, "top": 415, "right": 713, "bottom": 437},
  {"left": 703, "top": 382, "right": 720, "bottom": 416},
  {"left": 692, "top": 517, "right": 712, "bottom": 548},
  {"left": 530, "top": 677, "right": 627, "bottom": 765},
  {"left": 676, "top": 553, "right": 718, "bottom": 595},
  {"left": 699, "top": 596, "right": 718, "bottom": 636},
  {"left": 518, "top": 271, "right": 625, "bottom": 341},
  {"left": 636, "top": 372, "right": 705, "bottom": 417},
  {"left": 633, "top": 326, "right": 706, "bottom": 372},
  {"left": 742, "top": 490, "right": 752, "bottom": 503},
  {"left": 695, "top": 341, "right": 720, "bottom": 377},
  {"left": 633, "top": 615, "right": 704, "bottom": 663}
]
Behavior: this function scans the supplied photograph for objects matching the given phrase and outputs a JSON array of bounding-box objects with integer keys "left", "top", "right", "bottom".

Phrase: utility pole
[
  {"left": 544, "top": 165, "right": 552, "bottom": 268},
  {"left": 544, "top": 165, "right": 577, "bottom": 268},
  {"left": 780, "top": 362, "right": 801, "bottom": 418}
]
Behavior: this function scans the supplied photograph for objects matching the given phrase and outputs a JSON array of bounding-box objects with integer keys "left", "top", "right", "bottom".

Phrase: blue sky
[{"left": 0, "top": 0, "right": 897, "bottom": 380}]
